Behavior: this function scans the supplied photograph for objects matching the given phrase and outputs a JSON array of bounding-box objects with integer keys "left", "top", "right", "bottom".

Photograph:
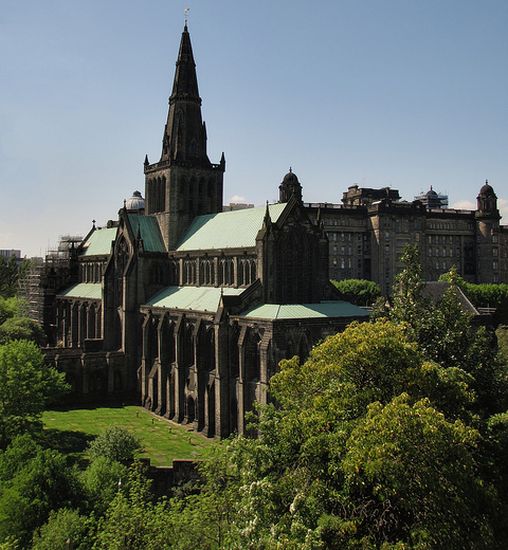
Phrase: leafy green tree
[
  {"left": 32, "top": 508, "right": 93, "bottom": 550},
  {"left": 81, "top": 456, "right": 128, "bottom": 515},
  {"left": 0, "top": 443, "right": 82, "bottom": 547},
  {"left": 0, "top": 297, "right": 19, "bottom": 326},
  {"left": 342, "top": 394, "right": 493, "bottom": 549},
  {"left": 389, "top": 246, "right": 507, "bottom": 416},
  {"left": 160, "top": 320, "right": 496, "bottom": 548},
  {"left": 0, "top": 257, "right": 22, "bottom": 298},
  {"left": 0, "top": 340, "right": 69, "bottom": 448},
  {"left": 87, "top": 427, "right": 141, "bottom": 465},
  {"left": 0, "top": 316, "right": 45, "bottom": 345},
  {"left": 331, "top": 279, "right": 381, "bottom": 306},
  {"left": 93, "top": 463, "right": 173, "bottom": 550}
]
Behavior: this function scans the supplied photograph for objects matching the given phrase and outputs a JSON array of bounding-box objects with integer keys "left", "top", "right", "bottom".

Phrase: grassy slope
[{"left": 42, "top": 405, "right": 213, "bottom": 467}]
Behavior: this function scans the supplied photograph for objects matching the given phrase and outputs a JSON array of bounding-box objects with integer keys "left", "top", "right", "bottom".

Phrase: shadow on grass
[
  {"left": 42, "top": 428, "right": 94, "bottom": 457},
  {"left": 47, "top": 398, "right": 138, "bottom": 412}
]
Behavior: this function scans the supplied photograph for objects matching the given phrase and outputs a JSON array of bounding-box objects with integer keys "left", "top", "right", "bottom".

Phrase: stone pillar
[
  {"left": 173, "top": 316, "right": 185, "bottom": 422},
  {"left": 213, "top": 257, "right": 219, "bottom": 287},
  {"left": 87, "top": 304, "right": 96, "bottom": 339},
  {"left": 63, "top": 303, "right": 70, "bottom": 347},
  {"left": 214, "top": 322, "right": 230, "bottom": 438},
  {"left": 196, "top": 257, "right": 201, "bottom": 286},
  {"left": 258, "top": 334, "right": 271, "bottom": 406},
  {"left": 155, "top": 316, "right": 165, "bottom": 416},
  {"left": 71, "top": 303, "right": 79, "bottom": 348},
  {"left": 196, "top": 325, "right": 207, "bottom": 433},
  {"left": 140, "top": 315, "right": 150, "bottom": 405},
  {"left": 233, "top": 256, "right": 239, "bottom": 288},
  {"left": 178, "top": 258, "right": 184, "bottom": 286},
  {"left": 78, "top": 303, "right": 87, "bottom": 348},
  {"left": 237, "top": 326, "right": 247, "bottom": 435},
  {"left": 96, "top": 305, "right": 102, "bottom": 339}
]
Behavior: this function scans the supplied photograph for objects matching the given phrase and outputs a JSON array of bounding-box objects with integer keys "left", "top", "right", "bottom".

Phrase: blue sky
[{"left": 1, "top": 0, "right": 507, "bottom": 256}]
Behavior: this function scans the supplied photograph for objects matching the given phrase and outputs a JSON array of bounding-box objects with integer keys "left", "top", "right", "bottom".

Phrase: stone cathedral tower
[{"left": 144, "top": 24, "right": 225, "bottom": 250}]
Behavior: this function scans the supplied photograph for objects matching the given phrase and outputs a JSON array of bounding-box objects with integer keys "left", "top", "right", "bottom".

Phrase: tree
[
  {"left": 93, "top": 463, "right": 173, "bottom": 550},
  {"left": 32, "top": 508, "right": 93, "bottom": 550},
  {"left": 0, "top": 297, "right": 19, "bottom": 326},
  {"left": 81, "top": 456, "right": 128, "bottom": 515},
  {"left": 0, "top": 316, "right": 45, "bottom": 346},
  {"left": 342, "top": 395, "right": 493, "bottom": 549},
  {"left": 0, "top": 295, "right": 45, "bottom": 345},
  {"left": 0, "top": 257, "right": 22, "bottom": 298},
  {"left": 0, "top": 340, "right": 69, "bottom": 448},
  {"left": 390, "top": 253, "right": 508, "bottom": 416},
  {"left": 87, "top": 427, "right": 141, "bottom": 465},
  {"left": 0, "top": 439, "right": 82, "bottom": 547},
  {"left": 331, "top": 279, "right": 381, "bottom": 306},
  {"left": 158, "top": 320, "right": 497, "bottom": 548}
]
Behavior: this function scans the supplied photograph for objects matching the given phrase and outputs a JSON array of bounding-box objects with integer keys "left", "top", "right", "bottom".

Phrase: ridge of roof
[
  {"left": 81, "top": 227, "right": 117, "bottom": 257},
  {"left": 176, "top": 203, "right": 287, "bottom": 252}
]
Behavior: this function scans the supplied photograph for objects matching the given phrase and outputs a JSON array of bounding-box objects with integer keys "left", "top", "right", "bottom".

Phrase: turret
[
  {"left": 475, "top": 180, "right": 501, "bottom": 283},
  {"left": 279, "top": 168, "right": 303, "bottom": 203},
  {"left": 476, "top": 180, "right": 500, "bottom": 220}
]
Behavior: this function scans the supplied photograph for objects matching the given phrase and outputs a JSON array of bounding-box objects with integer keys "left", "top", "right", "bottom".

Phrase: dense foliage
[
  {"left": 0, "top": 245, "right": 507, "bottom": 548},
  {"left": 87, "top": 426, "right": 141, "bottom": 465},
  {"left": 439, "top": 267, "right": 508, "bottom": 323},
  {"left": 0, "top": 296, "right": 45, "bottom": 346},
  {"left": 331, "top": 278, "right": 381, "bottom": 306},
  {"left": 0, "top": 340, "right": 68, "bottom": 449},
  {"left": 0, "top": 256, "right": 28, "bottom": 298}
]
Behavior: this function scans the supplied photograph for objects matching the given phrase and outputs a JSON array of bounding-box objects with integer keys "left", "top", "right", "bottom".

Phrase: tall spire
[
  {"left": 170, "top": 25, "right": 200, "bottom": 101},
  {"left": 160, "top": 24, "right": 209, "bottom": 165}
]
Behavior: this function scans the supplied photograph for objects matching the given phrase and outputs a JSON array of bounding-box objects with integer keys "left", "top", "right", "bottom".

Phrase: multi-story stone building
[
  {"left": 38, "top": 25, "right": 369, "bottom": 438},
  {"left": 27, "top": 24, "right": 507, "bottom": 437},
  {"left": 305, "top": 180, "right": 507, "bottom": 294}
]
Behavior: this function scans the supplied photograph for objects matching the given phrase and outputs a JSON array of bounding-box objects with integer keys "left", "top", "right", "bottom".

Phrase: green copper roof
[
  {"left": 59, "top": 283, "right": 102, "bottom": 300},
  {"left": 176, "top": 203, "right": 287, "bottom": 251},
  {"left": 145, "top": 286, "right": 244, "bottom": 312},
  {"left": 241, "top": 301, "right": 370, "bottom": 320},
  {"left": 81, "top": 227, "right": 117, "bottom": 257},
  {"left": 127, "top": 215, "right": 166, "bottom": 253}
]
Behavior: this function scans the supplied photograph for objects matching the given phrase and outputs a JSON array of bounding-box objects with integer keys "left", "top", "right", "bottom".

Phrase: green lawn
[{"left": 42, "top": 405, "right": 214, "bottom": 467}]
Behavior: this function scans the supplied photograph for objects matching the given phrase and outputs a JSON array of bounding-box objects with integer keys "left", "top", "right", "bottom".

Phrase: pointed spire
[
  {"left": 144, "top": 154, "right": 149, "bottom": 166},
  {"left": 220, "top": 151, "right": 226, "bottom": 170},
  {"left": 170, "top": 24, "right": 200, "bottom": 101},
  {"left": 160, "top": 25, "right": 209, "bottom": 164},
  {"left": 263, "top": 201, "right": 272, "bottom": 228}
]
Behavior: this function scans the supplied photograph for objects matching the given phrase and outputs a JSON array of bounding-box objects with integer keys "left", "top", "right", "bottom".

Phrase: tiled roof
[
  {"left": 145, "top": 286, "right": 244, "bottom": 313},
  {"left": 59, "top": 283, "right": 102, "bottom": 300},
  {"left": 241, "top": 301, "right": 370, "bottom": 320},
  {"left": 127, "top": 215, "right": 166, "bottom": 253},
  {"left": 81, "top": 227, "right": 117, "bottom": 257},
  {"left": 176, "top": 203, "right": 287, "bottom": 252}
]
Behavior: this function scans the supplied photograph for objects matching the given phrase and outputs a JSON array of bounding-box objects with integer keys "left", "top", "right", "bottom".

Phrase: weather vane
[{"left": 184, "top": 6, "right": 190, "bottom": 26}]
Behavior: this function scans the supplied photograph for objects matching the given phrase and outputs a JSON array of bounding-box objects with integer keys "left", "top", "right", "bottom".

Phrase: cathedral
[
  {"left": 34, "top": 24, "right": 507, "bottom": 438},
  {"left": 41, "top": 25, "right": 369, "bottom": 438}
]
